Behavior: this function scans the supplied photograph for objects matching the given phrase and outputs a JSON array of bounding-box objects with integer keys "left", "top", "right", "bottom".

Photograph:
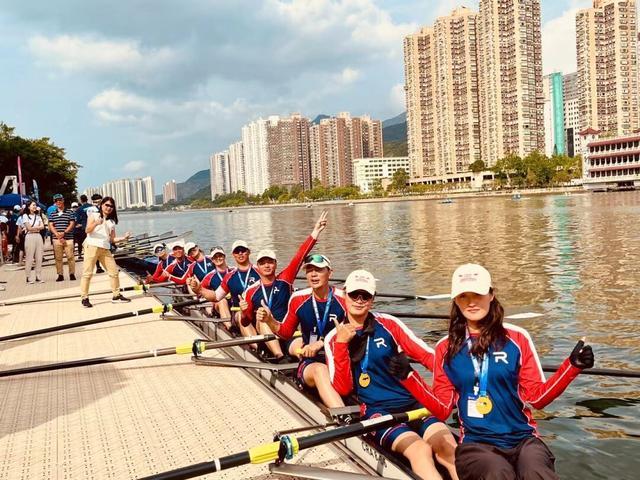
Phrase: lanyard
[
  {"left": 311, "top": 288, "right": 333, "bottom": 337},
  {"left": 215, "top": 268, "right": 227, "bottom": 282},
  {"left": 466, "top": 335, "right": 489, "bottom": 397},
  {"left": 238, "top": 267, "right": 252, "bottom": 290},
  {"left": 176, "top": 259, "right": 187, "bottom": 272},
  {"left": 360, "top": 335, "right": 371, "bottom": 373},
  {"left": 195, "top": 259, "right": 212, "bottom": 277},
  {"left": 260, "top": 282, "right": 275, "bottom": 309}
]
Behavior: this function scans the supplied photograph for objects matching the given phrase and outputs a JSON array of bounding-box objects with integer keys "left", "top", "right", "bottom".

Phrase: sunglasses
[
  {"left": 233, "top": 247, "right": 249, "bottom": 254},
  {"left": 304, "top": 254, "right": 330, "bottom": 264},
  {"left": 103, "top": 204, "right": 114, "bottom": 208},
  {"left": 154, "top": 247, "right": 166, "bottom": 254},
  {"left": 347, "top": 290, "right": 374, "bottom": 302}
]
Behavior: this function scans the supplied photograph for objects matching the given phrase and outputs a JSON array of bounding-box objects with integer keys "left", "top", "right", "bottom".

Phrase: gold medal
[
  {"left": 359, "top": 372, "right": 371, "bottom": 388},
  {"left": 476, "top": 395, "right": 493, "bottom": 414}
]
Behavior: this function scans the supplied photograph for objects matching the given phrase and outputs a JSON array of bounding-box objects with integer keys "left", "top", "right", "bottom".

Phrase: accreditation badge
[
  {"left": 476, "top": 395, "right": 493, "bottom": 415},
  {"left": 467, "top": 395, "right": 483, "bottom": 418},
  {"left": 359, "top": 372, "right": 371, "bottom": 388}
]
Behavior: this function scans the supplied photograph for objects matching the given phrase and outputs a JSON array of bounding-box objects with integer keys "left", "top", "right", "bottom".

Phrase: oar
[
  {"left": 0, "top": 282, "right": 179, "bottom": 307},
  {"left": 542, "top": 364, "right": 640, "bottom": 378},
  {"left": 389, "top": 311, "right": 543, "bottom": 320},
  {"left": 140, "top": 407, "right": 430, "bottom": 479},
  {"left": 0, "top": 334, "right": 275, "bottom": 378},
  {"left": 0, "top": 298, "right": 208, "bottom": 342}
]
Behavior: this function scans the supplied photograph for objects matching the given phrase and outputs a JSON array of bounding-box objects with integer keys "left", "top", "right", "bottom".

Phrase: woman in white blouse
[
  {"left": 80, "top": 196, "right": 131, "bottom": 308},
  {"left": 22, "top": 200, "right": 45, "bottom": 283}
]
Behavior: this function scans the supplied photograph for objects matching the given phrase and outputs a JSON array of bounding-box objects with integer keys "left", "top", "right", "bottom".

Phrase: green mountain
[{"left": 177, "top": 169, "right": 210, "bottom": 201}]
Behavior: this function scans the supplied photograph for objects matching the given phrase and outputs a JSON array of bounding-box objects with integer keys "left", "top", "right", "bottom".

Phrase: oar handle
[{"left": 542, "top": 364, "right": 640, "bottom": 378}]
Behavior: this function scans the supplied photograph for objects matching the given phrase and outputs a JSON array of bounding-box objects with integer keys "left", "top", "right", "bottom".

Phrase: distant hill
[
  {"left": 382, "top": 111, "right": 406, "bottom": 128},
  {"left": 312, "top": 114, "right": 330, "bottom": 125},
  {"left": 177, "top": 169, "right": 210, "bottom": 201},
  {"left": 382, "top": 122, "right": 406, "bottom": 143}
]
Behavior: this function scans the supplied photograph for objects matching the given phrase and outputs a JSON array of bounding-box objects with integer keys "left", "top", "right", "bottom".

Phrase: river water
[{"left": 120, "top": 191, "right": 640, "bottom": 479}]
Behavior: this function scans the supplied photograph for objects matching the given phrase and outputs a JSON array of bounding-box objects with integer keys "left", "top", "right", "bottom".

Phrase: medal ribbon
[
  {"left": 260, "top": 282, "right": 275, "bottom": 310},
  {"left": 238, "top": 267, "right": 252, "bottom": 290},
  {"left": 215, "top": 268, "right": 227, "bottom": 283},
  {"left": 311, "top": 288, "right": 333, "bottom": 337},
  {"left": 360, "top": 335, "right": 371, "bottom": 374},
  {"left": 466, "top": 335, "right": 489, "bottom": 397},
  {"left": 196, "top": 258, "right": 212, "bottom": 277}
]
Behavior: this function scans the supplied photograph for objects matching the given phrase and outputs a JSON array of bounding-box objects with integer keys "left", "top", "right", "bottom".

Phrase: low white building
[
  {"left": 352, "top": 157, "right": 410, "bottom": 193},
  {"left": 580, "top": 128, "right": 640, "bottom": 191}
]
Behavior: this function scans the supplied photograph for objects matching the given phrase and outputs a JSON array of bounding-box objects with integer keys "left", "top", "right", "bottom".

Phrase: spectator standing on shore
[
  {"left": 21, "top": 200, "right": 45, "bottom": 283},
  {"left": 14, "top": 205, "right": 26, "bottom": 264},
  {"left": 75, "top": 194, "right": 91, "bottom": 260},
  {"left": 48, "top": 193, "right": 76, "bottom": 282},
  {"left": 80, "top": 196, "right": 131, "bottom": 308},
  {"left": 8, "top": 205, "right": 21, "bottom": 263}
]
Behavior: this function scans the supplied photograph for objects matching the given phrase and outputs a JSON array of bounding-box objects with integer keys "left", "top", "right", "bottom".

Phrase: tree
[
  {"left": 469, "top": 160, "right": 486, "bottom": 173},
  {"left": 0, "top": 122, "right": 79, "bottom": 202},
  {"left": 391, "top": 168, "right": 409, "bottom": 192}
]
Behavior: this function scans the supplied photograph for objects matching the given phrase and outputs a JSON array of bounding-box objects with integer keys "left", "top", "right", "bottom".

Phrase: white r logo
[
  {"left": 374, "top": 338, "right": 387, "bottom": 349},
  {"left": 493, "top": 352, "right": 508, "bottom": 364}
]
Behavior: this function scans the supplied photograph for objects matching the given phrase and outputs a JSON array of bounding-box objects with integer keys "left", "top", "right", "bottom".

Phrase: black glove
[
  {"left": 388, "top": 353, "right": 412, "bottom": 380},
  {"left": 569, "top": 339, "right": 594, "bottom": 369}
]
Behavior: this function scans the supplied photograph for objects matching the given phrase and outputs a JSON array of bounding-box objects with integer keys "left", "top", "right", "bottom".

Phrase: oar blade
[
  {"left": 417, "top": 294, "right": 451, "bottom": 301},
  {"left": 505, "top": 312, "right": 543, "bottom": 320}
]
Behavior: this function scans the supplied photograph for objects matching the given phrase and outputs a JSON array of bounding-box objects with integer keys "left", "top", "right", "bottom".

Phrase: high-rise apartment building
[
  {"left": 86, "top": 176, "right": 155, "bottom": 208},
  {"left": 210, "top": 151, "right": 231, "bottom": 198},
  {"left": 228, "top": 141, "right": 245, "bottom": 193},
  {"left": 309, "top": 112, "right": 383, "bottom": 187},
  {"left": 576, "top": 0, "right": 639, "bottom": 136},
  {"left": 404, "top": 1, "right": 544, "bottom": 181},
  {"left": 563, "top": 72, "right": 580, "bottom": 157},
  {"left": 266, "top": 114, "right": 313, "bottom": 190},
  {"left": 543, "top": 72, "right": 566, "bottom": 156},
  {"left": 404, "top": 8, "right": 481, "bottom": 178},
  {"left": 163, "top": 180, "right": 177, "bottom": 204},
  {"left": 241, "top": 119, "right": 270, "bottom": 195},
  {"left": 477, "top": 0, "right": 544, "bottom": 164}
]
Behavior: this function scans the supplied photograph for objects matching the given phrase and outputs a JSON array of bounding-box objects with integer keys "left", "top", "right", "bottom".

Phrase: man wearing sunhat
[
  {"left": 163, "top": 241, "right": 192, "bottom": 285},
  {"left": 145, "top": 243, "right": 175, "bottom": 284},
  {"left": 48, "top": 194, "right": 76, "bottom": 281}
]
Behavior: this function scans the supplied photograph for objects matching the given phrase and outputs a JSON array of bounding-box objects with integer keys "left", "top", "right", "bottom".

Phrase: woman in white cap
[
  {"left": 326, "top": 269, "right": 458, "bottom": 480},
  {"left": 163, "top": 241, "right": 192, "bottom": 285},
  {"left": 145, "top": 243, "right": 174, "bottom": 283},
  {"left": 396, "top": 264, "right": 595, "bottom": 480},
  {"left": 257, "top": 253, "right": 347, "bottom": 408},
  {"left": 21, "top": 200, "right": 45, "bottom": 283}
]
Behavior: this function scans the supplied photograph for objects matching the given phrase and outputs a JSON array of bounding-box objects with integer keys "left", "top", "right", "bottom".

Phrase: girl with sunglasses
[
  {"left": 22, "top": 200, "right": 45, "bottom": 284},
  {"left": 80, "top": 196, "right": 132, "bottom": 308},
  {"left": 257, "top": 253, "right": 347, "bottom": 408},
  {"left": 395, "top": 264, "right": 594, "bottom": 480},
  {"left": 326, "top": 270, "right": 458, "bottom": 480}
]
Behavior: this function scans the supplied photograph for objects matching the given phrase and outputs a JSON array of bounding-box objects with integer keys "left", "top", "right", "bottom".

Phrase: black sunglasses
[
  {"left": 103, "top": 203, "right": 115, "bottom": 208},
  {"left": 233, "top": 247, "right": 249, "bottom": 254},
  {"left": 347, "top": 290, "right": 374, "bottom": 302}
]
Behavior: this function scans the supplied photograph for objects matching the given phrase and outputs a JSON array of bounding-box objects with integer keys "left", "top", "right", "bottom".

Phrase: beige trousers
[
  {"left": 80, "top": 245, "right": 120, "bottom": 299},
  {"left": 24, "top": 234, "right": 44, "bottom": 281},
  {"left": 53, "top": 238, "right": 75, "bottom": 275}
]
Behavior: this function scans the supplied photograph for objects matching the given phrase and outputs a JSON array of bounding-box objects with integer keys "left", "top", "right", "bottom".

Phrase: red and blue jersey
[
  {"left": 164, "top": 257, "right": 193, "bottom": 285},
  {"left": 201, "top": 267, "right": 234, "bottom": 291},
  {"left": 242, "top": 235, "right": 316, "bottom": 325},
  {"left": 214, "top": 265, "right": 260, "bottom": 307},
  {"left": 149, "top": 255, "right": 175, "bottom": 283},
  {"left": 401, "top": 323, "right": 581, "bottom": 449},
  {"left": 187, "top": 257, "right": 216, "bottom": 282},
  {"left": 326, "top": 312, "right": 435, "bottom": 411}
]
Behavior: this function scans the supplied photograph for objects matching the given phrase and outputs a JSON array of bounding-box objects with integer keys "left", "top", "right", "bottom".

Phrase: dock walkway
[{"left": 0, "top": 258, "right": 359, "bottom": 479}]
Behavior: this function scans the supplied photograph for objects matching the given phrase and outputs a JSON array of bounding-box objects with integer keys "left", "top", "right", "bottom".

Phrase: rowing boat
[{"left": 116, "top": 257, "right": 437, "bottom": 479}]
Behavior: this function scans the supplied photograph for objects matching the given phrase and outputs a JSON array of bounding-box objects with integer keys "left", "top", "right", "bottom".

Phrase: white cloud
[
  {"left": 123, "top": 160, "right": 146, "bottom": 173},
  {"left": 390, "top": 82, "right": 405, "bottom": 112},
  {"left": 27, "top": 34, "right": 178, "bottom": 79},
  {"left": 334, "top": 67, "right": 360, "bottom": 84},
  {"left": 542, "top": 6, "right": 580, "bottom": 75}
]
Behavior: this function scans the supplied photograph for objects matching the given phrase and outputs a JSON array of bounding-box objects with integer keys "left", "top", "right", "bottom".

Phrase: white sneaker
[
  {"left": 36, "top": 278, "right": 45, "bottom": 283},
  {"left": 27, "top": 279, "right": 35, "bottom": 284}
]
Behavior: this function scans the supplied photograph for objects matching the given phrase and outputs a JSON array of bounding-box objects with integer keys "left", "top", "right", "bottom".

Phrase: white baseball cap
[
  {"left": 450, "top": 264, "right": 492, "bottom": 299},
  {"left": 344, "top": 269, "right": 376, "bottom": 296},
  {"left": 184, "top": 242, "right": 198, "bottom": 255},
  {"left": 210, "top": 246, "right": 225, "bottom": 257},
  {"left": 171, "top": 241, "right": 185, "bottom": 250},
  {"left": 71, "top": 202, "right": 79, "bottom": 208},
  {"left": 13, "top": 205, "right": 21, "bottom": 211},
  {"left": 231, "top": 240, "right": 249, "bottom": 252},
  {"left": 153, "top": 243, "right": 166, "bottom": 255},
  {"left": 304, "top": 253, "right": 332, "bottom": 270},
  {"left": 256, "top": 249, "right": 277, "bottom": 262}
]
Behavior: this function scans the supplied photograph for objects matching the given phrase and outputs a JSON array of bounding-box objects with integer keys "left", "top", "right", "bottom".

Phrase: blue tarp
[{"left": 0, "top": 193, "right": 46, "bottom": 210}]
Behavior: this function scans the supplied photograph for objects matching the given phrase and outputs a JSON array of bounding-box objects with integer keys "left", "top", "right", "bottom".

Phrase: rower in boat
[
  {"left": 256, "top": 253, "right": 346, "bottom": 408},
  {"left": 240, "top": 210, "right": 329, "bottom": 361},
  {"left": 186, "top": 244, "right": 233, "bottom": 328},
  {"left": 394, "top": 264, "right": 594, "bottom": 480},
  {"left": 326, "top": 269, "right": 459, "bottom": 480},
  {"left": 163, "top": 241, "right": 193, "bottom": 285},
  {"left": 144, "top": 243, "right": 175, "bottom": 284},
  {"left": 189, "top": 239, "right": 260, "bottom": 339}
]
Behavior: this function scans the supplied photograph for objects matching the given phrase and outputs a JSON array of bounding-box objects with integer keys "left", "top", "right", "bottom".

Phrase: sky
[{"left": 0, "top": 0, "right": 600, "bottom": 192}]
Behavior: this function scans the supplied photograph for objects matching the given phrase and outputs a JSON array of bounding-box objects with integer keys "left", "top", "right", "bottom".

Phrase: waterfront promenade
[{"left": 0, "top": 259, "right": 359, "bottom": 479}]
